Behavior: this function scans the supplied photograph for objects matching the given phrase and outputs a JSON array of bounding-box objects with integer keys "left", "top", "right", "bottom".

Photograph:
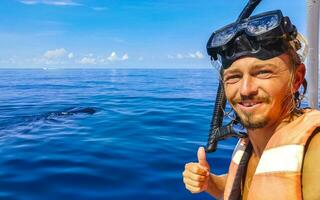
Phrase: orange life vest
[{"left": 223, "top": 109, "right": 320, "bottom": 200}]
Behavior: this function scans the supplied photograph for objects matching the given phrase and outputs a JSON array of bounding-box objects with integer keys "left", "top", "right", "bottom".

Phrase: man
[{"left": 182, "top": 6, "right": 320, "bottom": 200}]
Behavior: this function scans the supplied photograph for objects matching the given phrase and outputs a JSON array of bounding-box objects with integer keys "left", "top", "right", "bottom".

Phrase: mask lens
[
  {"left": 210, "top": 24, "right": 237, "bottom": 48},
  {"left": 247, "top": 14, "right": 279, "bottom": 35}
]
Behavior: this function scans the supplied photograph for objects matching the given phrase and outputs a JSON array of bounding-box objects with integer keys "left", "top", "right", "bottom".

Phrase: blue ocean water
[{"left": 0, "top": 68, "right": 239, "bottom": 200}]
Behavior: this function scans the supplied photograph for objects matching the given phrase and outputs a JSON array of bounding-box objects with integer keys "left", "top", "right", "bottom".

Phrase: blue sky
[{"left": 0, "top": 0, "right": 307, "bottom": 68}]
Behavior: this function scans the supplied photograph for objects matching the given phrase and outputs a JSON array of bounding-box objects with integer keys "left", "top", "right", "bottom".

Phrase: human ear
[{"left": 293, "top": 63, "right": 306, "bottom": 92}]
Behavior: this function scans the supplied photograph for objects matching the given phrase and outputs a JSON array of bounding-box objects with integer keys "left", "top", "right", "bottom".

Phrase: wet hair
[{"left": 282, "top": 46, "right": 308, "bottom": 120}]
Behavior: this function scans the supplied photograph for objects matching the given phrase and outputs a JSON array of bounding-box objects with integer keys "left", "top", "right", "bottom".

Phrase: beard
[
  {"left": 237, "top": 111, "right": 269, "bottom": 129},
  {"left": 231, "top": 95, "right": 271, "bottom": 129}
]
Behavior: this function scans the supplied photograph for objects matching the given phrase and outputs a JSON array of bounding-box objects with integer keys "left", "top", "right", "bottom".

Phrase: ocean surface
[{"left": 2, "top": 68, "right": 315, "bottom": 200}]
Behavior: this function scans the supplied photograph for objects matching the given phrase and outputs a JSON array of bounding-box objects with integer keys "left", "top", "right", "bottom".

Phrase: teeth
[{"left": 242, "top": 102, "right": 257, "bottom": 107}]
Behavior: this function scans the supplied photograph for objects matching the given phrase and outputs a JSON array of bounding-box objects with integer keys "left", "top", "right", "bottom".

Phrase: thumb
[{"left": 197, "top": 146, "right": 209, "bottom": 168}]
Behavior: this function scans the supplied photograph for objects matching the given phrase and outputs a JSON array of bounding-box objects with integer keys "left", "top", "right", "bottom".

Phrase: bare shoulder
[{"left": 302, "top": 127, "right": 320, "bottom": 200}]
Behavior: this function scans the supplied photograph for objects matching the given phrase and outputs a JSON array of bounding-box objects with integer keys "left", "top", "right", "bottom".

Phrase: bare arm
[
  {"left": 302, "top": 128, "right": 320, "bottom": 200},
  {"left": 206, "top": 173, "right": 227, "bottom": 199}
]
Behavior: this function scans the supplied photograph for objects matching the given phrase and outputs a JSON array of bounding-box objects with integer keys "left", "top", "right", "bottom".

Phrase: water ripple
[{"left": 0, "top": 69, "right": 238, "bottom": 200}]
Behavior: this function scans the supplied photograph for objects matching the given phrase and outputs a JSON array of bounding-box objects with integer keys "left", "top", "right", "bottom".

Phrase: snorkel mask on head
[
  {"left": 205, "top": 0, "right": 307, "bottom": 152},
  {"left": 207, "top": 10, "right": 298, "bottom": 68}
]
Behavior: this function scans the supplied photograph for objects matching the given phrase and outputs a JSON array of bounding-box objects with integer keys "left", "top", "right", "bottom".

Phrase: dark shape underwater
[{"left": 0, "top": 107, "right": 98, "bottom": 131}]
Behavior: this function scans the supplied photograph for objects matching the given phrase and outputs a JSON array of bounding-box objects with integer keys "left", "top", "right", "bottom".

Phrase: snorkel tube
[
  {"left": 205, "top": 0, "right": 262, "bottom": 153},
  {"left": 237, "top": 0, "right": 262, "bottom": 21}
]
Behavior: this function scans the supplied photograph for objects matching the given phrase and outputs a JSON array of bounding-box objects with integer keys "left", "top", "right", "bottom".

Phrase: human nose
[{"left": 239, "top": 75, "right": 258, "bottom": 97}]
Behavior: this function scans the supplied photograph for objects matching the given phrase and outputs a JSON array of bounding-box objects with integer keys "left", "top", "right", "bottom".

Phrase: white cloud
[
  {"left": 193, "top": 51, "right": 204, "bottom": 59},
  {"left": 0, "top": 57, "right": 21, "bottom": 65},
  {"left": 168, "top": 51, "right": 205, "bottom": 60},
  {"left": 98, "top": 58, "right": 106, "bottom": 63},
  {"left": 188, "top": 53, "right": 196, "bottom": 58},
  {"left": 19, "top": 0, "right": 82, "bottom": 6},
  {"left": 107, "top": 52, "right": 118, "bottom": 61},
  {"left": 19, "top": 0, "right": 37, "bottom": 4},
  {"left": 177, "top": 53, "right": 184, "bottom": 59},
  {"left": 31, "top": 48, "right": 71, "bottom": 66},
  {"left": 44, "top": 48, "right": 67, "bottom": 59},
  {"left": 122, "top": 53, "right": 129, "bottom": 61},
  {"left": 107, "top": 52, "right": 129, "bottom": 62},
  {"left": 68, "top": 52, "right": 74, "bottom": 59},
  {"left": 188, "top": 51, "right": 204, "bottom": 59},
  {"left": 79, "top": 57, "right": 96, "bottom": 65},
  {"left": 28, "top": 49, "right": 130, "bottom": 67}
]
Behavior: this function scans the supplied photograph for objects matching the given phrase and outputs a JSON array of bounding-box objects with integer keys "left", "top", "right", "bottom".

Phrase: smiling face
[{"left": 223, "top": 54, "right": 305, "bottom": 129}]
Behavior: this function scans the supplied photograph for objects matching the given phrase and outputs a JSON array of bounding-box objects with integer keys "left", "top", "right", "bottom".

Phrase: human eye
[
  {"left": 223, "top": 74, "right": 241, "bottom": 84},
  {"left": 255, "top": 69, "right": 273, "bottom": 78}
]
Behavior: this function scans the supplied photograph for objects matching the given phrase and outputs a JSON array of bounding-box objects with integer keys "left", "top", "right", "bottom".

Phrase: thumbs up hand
[
  {"left": 182, "top": 147, "right": 211, "bottom": 193},
  {"left": 197, "top": 146, "right": 210, "bottom": 171}
]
